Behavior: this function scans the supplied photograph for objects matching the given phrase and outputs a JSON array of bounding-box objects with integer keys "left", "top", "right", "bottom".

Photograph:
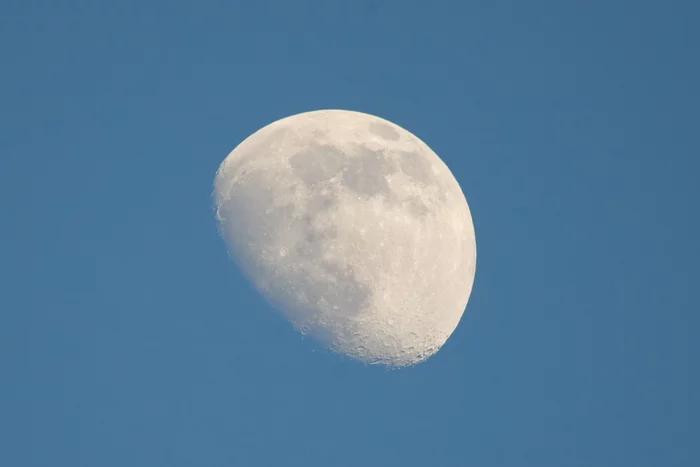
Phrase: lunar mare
[{"left": 214, "top": 109, "right": 476, "bottom": 367}]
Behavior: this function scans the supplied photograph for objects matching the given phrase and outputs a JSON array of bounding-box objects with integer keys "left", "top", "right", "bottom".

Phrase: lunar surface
[{"left": 213, "top": 109, "right": 476, "bottom": 367}]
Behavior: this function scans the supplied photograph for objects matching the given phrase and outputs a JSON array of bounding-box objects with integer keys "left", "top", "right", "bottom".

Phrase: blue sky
[{"left": 2, "top": 1, "right": 698, "bottom": 466}]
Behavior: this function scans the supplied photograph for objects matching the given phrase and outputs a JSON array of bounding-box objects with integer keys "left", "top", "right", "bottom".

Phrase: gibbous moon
[{"left": 214, "top": 109, "right": 476, "bottom": 367}]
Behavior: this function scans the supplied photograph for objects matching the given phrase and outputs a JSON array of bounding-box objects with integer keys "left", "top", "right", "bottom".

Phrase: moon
[{"left": 213, "top": 109, "right": 476, "bottom": 367}]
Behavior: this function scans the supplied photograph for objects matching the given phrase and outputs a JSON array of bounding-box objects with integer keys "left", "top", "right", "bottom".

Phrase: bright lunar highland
[{"left": 214, "top": 110, "right": 476, "bottom": 367}]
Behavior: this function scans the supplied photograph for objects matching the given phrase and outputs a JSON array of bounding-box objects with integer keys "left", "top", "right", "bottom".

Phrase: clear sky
[{"left": 2, "top": 1, "right": 698, "bottom": 466}]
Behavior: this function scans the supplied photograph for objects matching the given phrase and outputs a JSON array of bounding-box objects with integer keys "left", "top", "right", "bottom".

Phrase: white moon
[{"left": 213, "top": 109, "right": 476, "bottom": 367}]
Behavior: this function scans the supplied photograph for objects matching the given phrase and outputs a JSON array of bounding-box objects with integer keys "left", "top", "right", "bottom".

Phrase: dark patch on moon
[
  {"left": 397, "top": 150, "right": 435, "bottom": 184},
  {"left": 286, "top": 216, "right": 369, "bottom": 317},
  {"left": 293, "top": 213, "right": 336, "bottom": 259},
  {"left": 226, "top": 172, "right": 369, "bottom": 319},
  {"left": 290, "top": 143, "right": 397, "bottom": 198},
  {"left": 283, "top": 191, "right": 368, "bottom": 317},
  {"left": 368, "top": 122, "right": 400, "bottom": 141},
  {"left": 290, "top": 145, "right": 344, "bottom": 185},
  {"left": 287, "top": 143, "right": 438, "bottom": 219},
  {"left": 319, "top": 263, "right": 371, "bottom": 316},
  {"left": 289, "top": 144, "right": 439, "bottom": 209},
  {"left": 306, "top": 192, "right": 337, "bottom": 213},
  {"left": 403, "top": 196, "right": 430, "bottom": 217},
  {"left": 341, "top": 147, "right": 395, "bottom": 197}
]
